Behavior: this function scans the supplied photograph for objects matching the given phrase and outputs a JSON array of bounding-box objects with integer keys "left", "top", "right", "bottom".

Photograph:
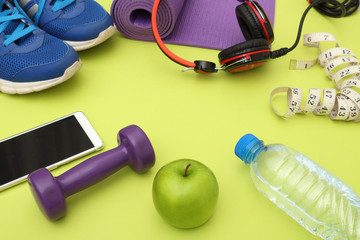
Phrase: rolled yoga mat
[{"left": 111, "top": 0, "right": 276, "bottom": 50}]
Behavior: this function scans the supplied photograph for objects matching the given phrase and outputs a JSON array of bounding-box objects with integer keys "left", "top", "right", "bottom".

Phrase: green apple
[{"left": 152, "top": 159, "right": 219, "bottom": 229}]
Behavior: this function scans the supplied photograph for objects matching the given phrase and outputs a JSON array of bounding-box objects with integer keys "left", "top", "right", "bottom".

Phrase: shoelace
[
  {"left": 0, "top": 1, "right": 36, "bottom": 46},
  {"left": 13, "top": 0, "right": 75, "bottom": 26}
]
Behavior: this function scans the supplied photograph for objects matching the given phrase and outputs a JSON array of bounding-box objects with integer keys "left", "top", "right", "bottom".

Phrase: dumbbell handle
[{"left": 56, "top": 145, "right": 129, "bottom": 197}]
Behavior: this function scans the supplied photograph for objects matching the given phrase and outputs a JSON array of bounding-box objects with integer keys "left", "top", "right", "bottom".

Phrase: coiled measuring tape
[{"left": 270, "top": 32, "right": 360, "bottom": 122}]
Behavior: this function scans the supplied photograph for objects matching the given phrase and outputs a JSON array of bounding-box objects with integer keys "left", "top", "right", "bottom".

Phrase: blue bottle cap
[{"left": 234, "top": 134, "right": 260, "bottom": 163}]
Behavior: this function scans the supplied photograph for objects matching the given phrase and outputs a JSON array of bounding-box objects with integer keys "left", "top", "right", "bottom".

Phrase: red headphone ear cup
[
  {"left": 218, "top": 39, "right": 270, "bottom": 72},
  {"left": 236, "top": 1, "right": 274, "bottom": 44}
]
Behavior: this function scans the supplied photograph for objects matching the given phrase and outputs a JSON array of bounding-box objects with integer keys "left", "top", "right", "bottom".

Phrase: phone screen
[{"left": 0, "top": 115, "right": 95, "bottom": 186}]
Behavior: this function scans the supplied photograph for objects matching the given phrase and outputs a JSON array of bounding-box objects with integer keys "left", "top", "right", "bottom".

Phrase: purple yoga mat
[{"left": 111, "top": 0, "right": 276, "bottom": 50}]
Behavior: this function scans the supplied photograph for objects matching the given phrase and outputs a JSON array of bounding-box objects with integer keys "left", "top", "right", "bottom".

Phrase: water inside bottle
[{"left": 250, "top": 144, "right": 360, "bottom": 240}]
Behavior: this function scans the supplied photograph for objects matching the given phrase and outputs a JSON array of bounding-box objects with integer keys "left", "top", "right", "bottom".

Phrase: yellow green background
[{"left": 0, "top": 0, "right": 359, "bottom": 239}]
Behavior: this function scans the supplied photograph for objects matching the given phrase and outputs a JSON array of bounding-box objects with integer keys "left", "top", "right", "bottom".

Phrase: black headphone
[
  {"left": 151, "top": 0, "right": 354, "bottom": 74},
  {"left": 218, "top": 0, "right": 273, "bottom": 73}
]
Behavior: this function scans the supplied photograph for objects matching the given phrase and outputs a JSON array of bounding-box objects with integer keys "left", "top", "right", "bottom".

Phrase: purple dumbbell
[{"left": 28, "top": 125, "right": 155, "bottom": 221}]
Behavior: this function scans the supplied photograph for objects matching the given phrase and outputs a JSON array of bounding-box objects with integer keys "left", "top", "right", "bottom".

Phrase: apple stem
[{"left": 184, "top": 163, "right": 191, "bottom": 177}]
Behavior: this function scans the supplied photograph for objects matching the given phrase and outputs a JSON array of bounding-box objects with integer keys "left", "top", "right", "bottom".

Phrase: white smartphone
[{"left": 0, "top": 111, "right": 103, "bottom": 191}]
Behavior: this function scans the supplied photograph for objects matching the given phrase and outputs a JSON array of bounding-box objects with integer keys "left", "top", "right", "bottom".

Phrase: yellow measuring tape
[{"left": 270, "top": 32, "right": 360, "bottom": 122}]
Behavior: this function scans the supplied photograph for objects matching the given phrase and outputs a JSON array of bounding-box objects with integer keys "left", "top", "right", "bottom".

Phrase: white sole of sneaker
[
  {"left": 0, "top": 60, "right": 82, "bottom": 94},
  {"left": 65, "top": 25, "right": 116, "bottom": 51}
]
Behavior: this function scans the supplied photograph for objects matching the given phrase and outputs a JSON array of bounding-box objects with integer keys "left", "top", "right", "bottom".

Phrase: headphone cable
[
  {"left": 270, "top": 0, "right": 355, "bottom": 58},
  {"left": 311, "top": 0, "right": 359, "bottom": 17}
]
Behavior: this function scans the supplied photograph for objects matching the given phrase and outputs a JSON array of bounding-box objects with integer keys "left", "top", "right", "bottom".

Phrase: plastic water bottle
[{"left": 234, "top": 134, "right": 360, "bottom": 240}]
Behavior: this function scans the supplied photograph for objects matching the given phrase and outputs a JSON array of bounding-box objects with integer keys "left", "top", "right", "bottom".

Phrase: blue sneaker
[
  {"left": 0, "top": 0, "right": 81, "bottom": 94},
  {"left": 12, "top": 0, "right": 115, "bottom": 51}
]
